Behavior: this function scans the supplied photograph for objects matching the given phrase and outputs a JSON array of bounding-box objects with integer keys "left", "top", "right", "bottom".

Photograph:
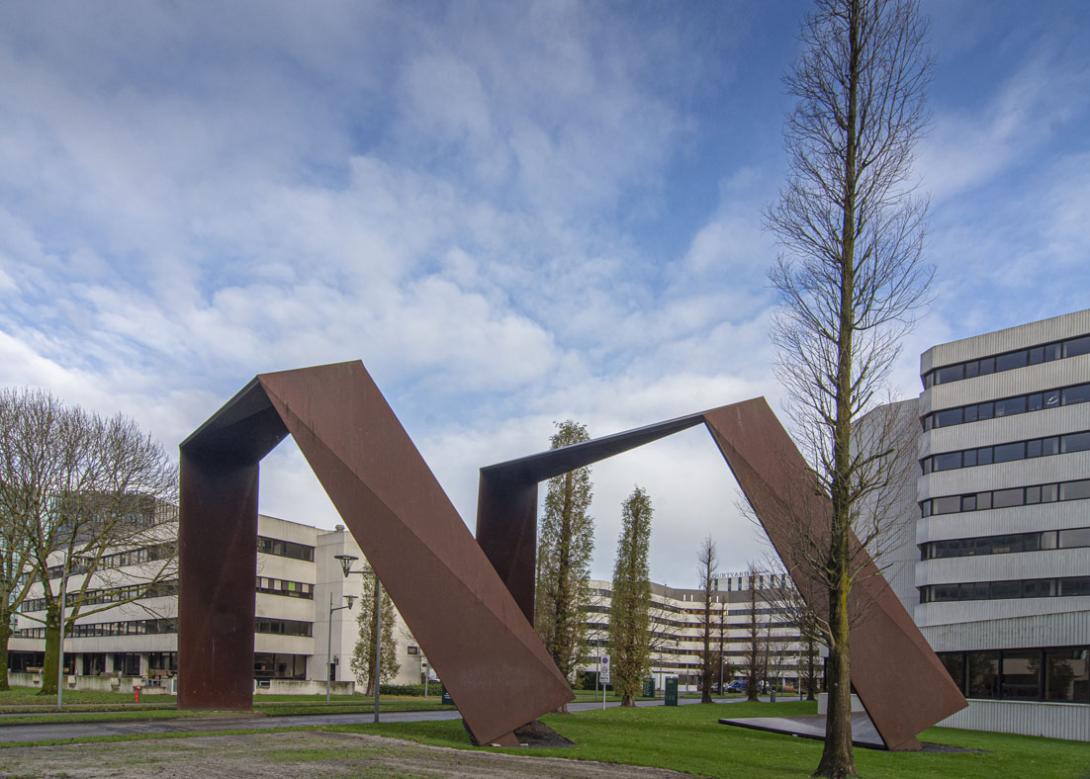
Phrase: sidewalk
[{"left": 0, "top": 695, "right": 760, "bottom": 744}]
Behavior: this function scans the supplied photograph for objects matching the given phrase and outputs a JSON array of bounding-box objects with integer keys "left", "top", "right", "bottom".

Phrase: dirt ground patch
[{"left": 0, "top": 729, "right": 691, "bottom": 778}]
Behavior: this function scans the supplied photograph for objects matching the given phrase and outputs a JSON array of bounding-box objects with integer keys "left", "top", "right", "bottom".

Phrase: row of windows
[
  {"left": 15, "top": 618, "right": 177, "bottom": 639},
  {"left": 919, "top": 576, "right": 1090, "bottom": 603},
  {"left": 255, "top": 618, "right": 313, "bottom": 637},
  {"left": 47, "top": 542, "right": 176, "bottom": 580},
  {"left": 922, "top": 527, "right": 1090, "bottom": 560},
  {"left": 256, "top": 577, "right": 314, "bottom": 599},
  {"left": 939, "top": 647, "right": 1089, "bottom": 703},
  {"left": 924, "top": 335, "right": 1090, "bottom": 390},
  {"left": 921, "top": 431, "right": 1090, "bottom": 474},
  {"left": 20, "top": 580, "right": 178, "bottom": 614},
  {"left": 257, "top": 536, "right": 315, "bottom": 562},
  {"left": 921, "top": 477, "right": 1090, "bottom": 517},
  {"left": 924, "top": 334, "right": 1090, "bottom": 388},
  {"left": 921, "top": 382, "right": 1090, "bottom": 431}
]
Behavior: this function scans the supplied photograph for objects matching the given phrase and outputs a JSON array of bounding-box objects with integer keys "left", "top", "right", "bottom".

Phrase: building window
[
  {"left": 920, "top": 576, "right": 1090, "bottom": 603},
  {"left": 922, "top": 380, "right": 1090, "bottom": 431},
  {"left": 921, "top": 475, "right": 1090, "bottom": 517},
  {"left": 967, "top": 652, "right": 1000, "bottom": 699},
  {"left": 254, "top": 618, "right": 312, "bottom": 637},
  {"left": 922, "top": 332, "right": 1090, "bottom": 389},
  {"left": 1045, "top": 649, "right": 1090, "bottom": 702},
  {"left": 257, "top": 536, "right": 315, "bottom": 562},
  {"left": 1001, "top": 652, "right": 1041, "bottom": 700}
]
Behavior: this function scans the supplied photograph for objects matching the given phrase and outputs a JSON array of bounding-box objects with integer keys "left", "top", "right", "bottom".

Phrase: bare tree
[
  {"left": 696, "top": 536, "right": 717, "bottom": 704},
  {"left": 762, "top": 564, "right": 824, "bottom": 701},
  {"left": 765, "top": 0, "right": 930, "bottom": 774},
  {"left": 739, "top": 570, "right": 762, "bottom": 702},
  {"left": 0, "top": 389, "right": 176, "bottom": 695}
]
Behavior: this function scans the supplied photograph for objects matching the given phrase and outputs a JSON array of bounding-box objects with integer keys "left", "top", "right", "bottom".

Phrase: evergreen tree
[
  {"left": 609, "top": 486, "right": 653, "bottom": 706},
  {"left": 350, "top": 572, "right": 399, "bottom": 695},
  {"left": 535, "top": 420, "right": 594, "bottom": 685}
]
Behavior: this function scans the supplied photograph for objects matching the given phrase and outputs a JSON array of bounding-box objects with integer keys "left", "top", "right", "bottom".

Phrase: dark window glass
[
  {"left": 1042, "top": 531, "right": 1059, "bottom": 550},
  {"left": 994, "top": 442, "right": 1025, "bottom": 463},
  {"left": 1062, "top": 432, "right": 1090, "bottom": 454},
  {"left": 977, "top": 447, "right": 994, "bottom": 466},
  {"left": 921, "top": 458, "right": 931, "bottom": 474},
  {"left": 935, "top": 408, "right": 964, "bottom": 428},
  {"left": 932, "top": 496, "right": 962, "bottom": 515},
  {"left": 924, "top": 373, "right": 934, "bottom": 388},
  {"left": 961, "top": 495, "right": 977, "bottom": 512},
  {"left": 1059, "top": 578, "right": 1090, "bottom": 597},
  {"left": 977, "top": 491, "right": 993, "bottom": 510},
  {"left": 992, "top": 488, "right": 1024, "bottom": 508},
  {"left": 1025, "top": 486, "right": 1041, "bottom": 505},
  {"left": 1045, "top": 649, "right": 1089, "bottom": 702},
  {"left": 1065, "top": 335, "right": 1090, "bottom": 358},
  {"left": 978, "top": 402, "right": 994, "bottom": 420},
  {"left": 963, "top": 449, "right": 978, "bottom": 467},
  {"left": 920, "top": 501, "right": 931, "bottom": 517},
  {"left": 1060, "top": 480, "right": 1090, "bottom": 502},
  {"left": 965, "top": 361, "right": 980, "bottom": 378},
  {"left": 934, "top": 452, "right": 962, "bottom": 471},
  {"left": 1063, "top": 384, "right": 1090, "bottom": 406},
  {"left": 1046, "top": 342, "right": 1063, "bottom": 360},
  {"left": 1042, "top": 483, "right": 1058, "bottom": 502},
  {"left": 996, "top": 351, "right": 1028, "bottom": 371},
  {"left": 1042, "top": 437, "right": 1060, "bottom": 456},
  {"left": 964, "top": 405, "right": 979, "bottom": 423},
  {"left": 1021, "top": 579, "right": 1052, "bottom": 598},
  {"left": 1001, "top": 652, "right": 1042, "bottom": 700},
  {"left": 1059, "top": 528, "right": 1090, "bottom": 548},
  {"left": 995, "top": 396, "right": 1027, "bottom": 417},
  {"left": 1028, "top": 393, "right": 1043, "bottom": 412},
  {"left": 978, "top": 357, "right": 996, "bottom": 375},
  {"left": 968, "top": 652, "right": 1000, "bottom": 699},
  {"left": 1028, "top": 346, "right": 1045, "bottom": 365},
  {"left": 991, "top": 580, "right": 1021, "bottom": 599},
  {"left": 936, "top": 364, "right": 965, "bottom": 384},
  {"left": 1027, "top": 439, "right": 1043, "bottom": 458},
  {"left": 940, "top": 653, "right": 965, "bottom": 693},
  {"left": 1044, "top": 389, "right": 1062, "bottom": 409}
]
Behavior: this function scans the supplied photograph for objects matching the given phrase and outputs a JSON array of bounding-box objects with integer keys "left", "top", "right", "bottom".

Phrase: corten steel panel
[
  {"left": 477, "top": 398, "right": 966, "bottom": 751},
  {"left": 178, "top": 361, "right": 572, "bottom": 745}
]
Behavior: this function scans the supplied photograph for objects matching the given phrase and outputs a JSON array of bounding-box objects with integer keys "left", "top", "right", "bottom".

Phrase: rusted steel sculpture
[
  {"left": 478, "top": 398, "right": 966, "bottom": 751},
  {"left": 180, "top": 360, "right": 963, "bottom": 750},
  {"left": 178, "top": 361, "right": 572, "bottom": 745}
]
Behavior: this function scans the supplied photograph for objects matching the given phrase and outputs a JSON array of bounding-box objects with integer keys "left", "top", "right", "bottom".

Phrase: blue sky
[{"left": 1, "top": 1, "right": 1088, "bottom": 583}]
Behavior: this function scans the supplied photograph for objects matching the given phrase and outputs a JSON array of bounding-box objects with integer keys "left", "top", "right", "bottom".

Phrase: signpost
[{"left": 598, "top": 655, "right": 611, "bottom": 710}]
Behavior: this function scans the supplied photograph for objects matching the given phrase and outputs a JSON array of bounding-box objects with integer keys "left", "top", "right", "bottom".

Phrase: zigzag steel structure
[{"left": 178, "top": 360, "right": 965, "bottom": 749}]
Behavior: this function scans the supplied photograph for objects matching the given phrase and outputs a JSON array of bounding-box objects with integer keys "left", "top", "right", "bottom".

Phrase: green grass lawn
[{"left": 339, "top": 700, "right": 1090, "bottom": 779}]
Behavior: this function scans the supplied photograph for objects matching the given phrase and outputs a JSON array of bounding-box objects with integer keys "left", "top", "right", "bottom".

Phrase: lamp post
[
  {"left": 325, "top": 592, "right": 356, "bottom": 703},
  {"left": 334, "top": 553, "right": 383, "bottom": 724}
]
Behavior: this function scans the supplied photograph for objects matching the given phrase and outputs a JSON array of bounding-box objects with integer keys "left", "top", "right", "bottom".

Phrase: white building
[
  {"left": 878, "top": 308, "right": 1090, "bottom": 740},
  {"left": 9, "top": 514, "right": 426, "bottom": 694},
  {"left": 581, "top": 572, "right": 818, "bottom": 693}
]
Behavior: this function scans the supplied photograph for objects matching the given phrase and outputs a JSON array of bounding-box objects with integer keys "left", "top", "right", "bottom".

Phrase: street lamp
[
  {"left": 326, "top": 593, "right": 355, "bottom": 703},
  {"left": 333, "top": 552, "right": 383, "bottom": 724}
]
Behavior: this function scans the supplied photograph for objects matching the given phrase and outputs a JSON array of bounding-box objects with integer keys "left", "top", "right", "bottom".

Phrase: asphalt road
[{"left": 0, "top": 695, "right": 768, "bottom": 744}]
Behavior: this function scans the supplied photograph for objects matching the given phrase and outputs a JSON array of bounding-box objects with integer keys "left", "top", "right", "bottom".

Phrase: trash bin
[
  {"left": 664, "top": 677, "right": 679, "bottom": 706},
  {"left": 642, "top": 678, "right": 655, "bottom": 697},
  {"left": 441, "top": 689, "right": 454, "bottom": 705}
]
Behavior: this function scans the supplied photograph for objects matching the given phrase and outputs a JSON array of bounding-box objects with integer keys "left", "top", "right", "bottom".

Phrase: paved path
[{"left": 0, "top": 696, "right": 766, "bottom": 744}]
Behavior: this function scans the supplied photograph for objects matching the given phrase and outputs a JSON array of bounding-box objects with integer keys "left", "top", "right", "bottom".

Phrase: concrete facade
[
  {"left": 879, "top": 308, "right": 1090, "bottom": 740},
  {"left": 9, "top": 515, "right": 425, "bottom": 693}
]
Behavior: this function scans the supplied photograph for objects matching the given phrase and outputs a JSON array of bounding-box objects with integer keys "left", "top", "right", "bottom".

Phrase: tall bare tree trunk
[{"left": 0, "top": 618, "right": 10, "bottom": 691}]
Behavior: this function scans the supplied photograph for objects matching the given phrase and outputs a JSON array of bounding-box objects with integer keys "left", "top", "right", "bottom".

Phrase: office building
[{"left": 8, "top": 515, "right": 426, "bottom": 694}]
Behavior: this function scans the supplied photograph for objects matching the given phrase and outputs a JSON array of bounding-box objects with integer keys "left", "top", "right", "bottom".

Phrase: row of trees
[{"left": 0, "top": 388, "right": 176, "bottom": 694}]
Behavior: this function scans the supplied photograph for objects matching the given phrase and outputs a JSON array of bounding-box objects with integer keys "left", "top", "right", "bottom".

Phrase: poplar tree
[
  {"left": 608, "top": 486, "right": 653, "bottom": 706},
  {"left": 350, "top": 571, "right": 399, "bottom": 695},
  {"left": 767, "top": 1, "right": 931, "bottom": 774},
  {"left": 535, "top": 420, "right": 594, "bottom": 685}
]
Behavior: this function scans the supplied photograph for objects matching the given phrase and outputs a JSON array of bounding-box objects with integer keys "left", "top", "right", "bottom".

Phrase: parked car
[{"left": 725, "top": 679, "right": 747, "bottom": 692}]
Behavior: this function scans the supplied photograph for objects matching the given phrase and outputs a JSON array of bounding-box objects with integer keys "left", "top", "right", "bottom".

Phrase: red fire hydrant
[{"left": 133, "top": 685, "right": 141, "bottom": 703}]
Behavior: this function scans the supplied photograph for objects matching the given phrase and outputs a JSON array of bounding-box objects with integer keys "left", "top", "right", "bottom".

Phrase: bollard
[{"left": 134, "top": 685, "right": 141, "bottom": 703}]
